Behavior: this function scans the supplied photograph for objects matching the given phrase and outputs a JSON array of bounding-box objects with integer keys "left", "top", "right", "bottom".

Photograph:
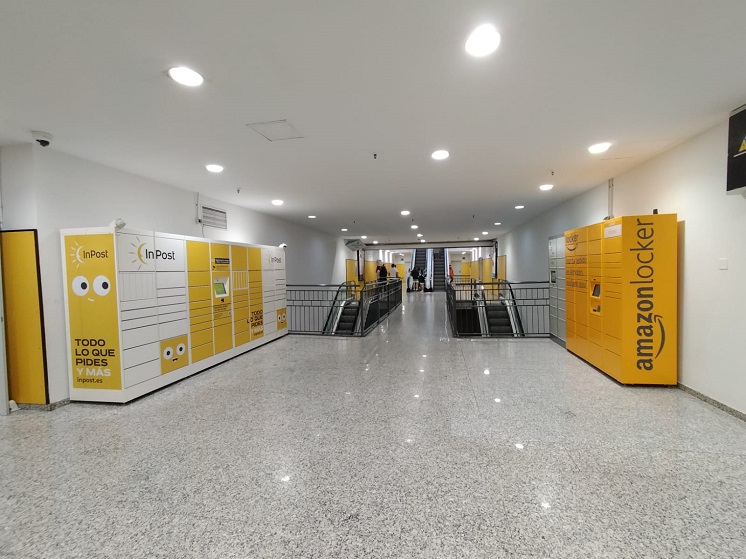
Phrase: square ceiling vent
[{"left": 247, "top": 119, "right": 303, "bottom": 141}]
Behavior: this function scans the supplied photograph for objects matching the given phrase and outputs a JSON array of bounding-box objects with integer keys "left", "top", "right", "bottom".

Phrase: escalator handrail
[{"left": 323, "top": 281, "right": 359, "bottom": 334}]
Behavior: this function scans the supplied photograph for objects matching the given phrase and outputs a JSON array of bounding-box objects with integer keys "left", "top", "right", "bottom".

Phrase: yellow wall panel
[
  {"left": 248, "top": 248, "right": 262, "bottom": 271},
  {"left": 1, "top": 231, "right": 48, "bottom": 404},
  {"left": 231, "top": 245, "right": 248, "bottom": 271}
]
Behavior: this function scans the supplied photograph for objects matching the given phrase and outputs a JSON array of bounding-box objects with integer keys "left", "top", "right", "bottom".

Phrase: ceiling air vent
[
  {"left": 247, "top": 119, "right": 303, "bottom": 141},
  {"left": 200, "top": 205, "right": 228, "bottom": 229}
]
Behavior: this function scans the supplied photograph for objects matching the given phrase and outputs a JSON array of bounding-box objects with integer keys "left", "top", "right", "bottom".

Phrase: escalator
[
  {"left": 335, "top": 300, "right": 360, "bottom": 335},
  {"left": 432, "top": 249, "right": 446, "bottom": 291},
  {"left": 484, "top": 300, "right": 513, "bottom": 334}
]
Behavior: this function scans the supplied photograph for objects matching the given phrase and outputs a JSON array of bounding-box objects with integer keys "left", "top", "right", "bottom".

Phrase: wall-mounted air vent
[{"left": 200, "top": 205, "right": 228, "bottom": 229}]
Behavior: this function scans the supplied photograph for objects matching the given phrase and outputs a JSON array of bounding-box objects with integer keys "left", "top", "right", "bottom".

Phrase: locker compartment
[
  {"left": 188, "top": 286, "right": 211, "bottom": 302},
  {"left": 121, "top": 315, "right": 158, "bottom": 330},
  {"left": 123, "top": 342, "right": 160, "bottom": 369},
  {"left": 604, "top": 334, "right": 622, "bottom": 356},
  {"left": 157, "top": 271, "right": 187, "bottom": 289},
  {"left": 158, "top": 302, "right": 188, "bottom": 315},
  {"left": 231, "top": 245, "right": 248, "bottom": 271},
  {"left": 190, "top": 314, "right": 213, "bottom": 328},
  {"left": 235, "top": 330, "right": 251, "bottom": 347},
  {"left": 123, "top": 359, "right": 160, "bottom": 388},
  {"left": 214, "top": 324, "right": 233, "bottom": 354},
  {"left": 186, "top": 241, "right": 210, "bottom": 271},
  {"left": 122, "top": 324, "right": 159, "bottom": 349},
  {"left": 191, "top": 343, "right": 214, "bottom": 363},
  {"left": 157, "top": 294, "right": 187, "bottom": 306},
  {"left": 188, "top": 271, "right": 211, "bottom": 287},
  {"left": 233, "top": 306, "right": 250, "bottom": 321},
  {"left": 190, "top": 328, "right": 213, "bottom": 347},
  {"left": 603, "top": 350, "right": 622, "bottom": 380},
  {"left": 121, "top": 307, "right": 158, "bottom": 321},
  {"left": 159, "top": 319, "right": 188, "bottom": 340},
  {"left": 189, "top": 300, "right": 212, "bottom": 313},
  {"left": 603, "top": 295, "right": 622, "bottom": 339},
  {"left": 159, "top": 310, "right": 188, "bottom": 323},
  {"left": 213, "top": 316, "right": 232, "bottom": 327},
  {"left": 188, "top": 304, "right": 212, "bottom": 318},
  {"left": 234, "top": 319, "right": 250, "bottom": 334},
  {"left": 120, "top": 298, "right": 157, "bottom": 311},
  {"left": 119, "top": 272, "right": 157, "bottom": 301},
  {"left": 603, "top": 236, "right": 622, "bottom": 253},
  {"left": 157, "top": 287, "right": 186, "bottom": 298}
]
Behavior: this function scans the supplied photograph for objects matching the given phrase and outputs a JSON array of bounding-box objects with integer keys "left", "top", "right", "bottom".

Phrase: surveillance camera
[
  {"left": 31, "top": 131, "right": 53, "bottom": 147},
  {"left": 279, "top": 243, "right": 288, "bottom": 248}
]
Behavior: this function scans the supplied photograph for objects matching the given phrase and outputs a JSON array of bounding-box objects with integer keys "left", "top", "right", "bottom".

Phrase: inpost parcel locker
[{"left": 61, "top": 228, "right": 287, "bottom": 403}]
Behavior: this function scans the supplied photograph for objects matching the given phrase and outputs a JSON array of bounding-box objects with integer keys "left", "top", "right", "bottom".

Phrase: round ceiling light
[
  {"left": 420, "top": 239, "right": 426, "bottom": 243},
  {"left": 431, "top": 150, "right": 449, "bottom": 160},
  {"left": 588, "top": 142, "right": 611, "bottom": 154},
  {"left": 271, "top": 200, "right": 284, "bottom": 206},
  {"left": 539, "top": 184, "right": 554, "bottom": 191},
  {"left": 167, "top": 66, "right": 204, "bottom": 87},
  {"left": 411, "top": 225, "right": 419, "bottom": 229},
  {"left": 465, "top": 24, "right": 501, "bottom": 57},
  {"left": 373, "top": 241, "right": 379, "bottom": 245},
  {"left": 205, "top": 164, "right": 223, "bottom": 173},
  {"left": 482, "top": 231, "right": 488, "bottom": 235},
  {"left": 361, "top": 235, "right": 367, "bottom": 239},
  {"left": 341, "top": 228, "right": 348, "bottom": 232},
  {"left": 308, "top": 215, "right": 316, "bottom": 219},
  {"left": 401, "top": 210, "right": 410, "bottom": 216},
  {"left": 515, "top": 205, "right": 524, "bottom": 209},
  {"left": 494, "top": 222, "right": 502, "bottom": 225},
  {"left": 416, "top": 233, "right": 423, "bottom": 238},
  {"left": 474, "top": 237, "right": 479, "bottom": 241}
]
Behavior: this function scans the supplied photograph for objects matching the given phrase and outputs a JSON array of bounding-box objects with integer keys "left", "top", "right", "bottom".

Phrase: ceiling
[{"left": 2, "top": 1, "right": 746, "bottom": 243}]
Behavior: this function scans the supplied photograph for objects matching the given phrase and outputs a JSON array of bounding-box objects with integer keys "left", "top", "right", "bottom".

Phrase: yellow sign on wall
[{"left": 64, "top": 234, "right": 122, "bottom": 390}]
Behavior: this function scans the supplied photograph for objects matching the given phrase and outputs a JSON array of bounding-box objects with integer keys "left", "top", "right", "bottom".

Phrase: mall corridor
[{"left": 2, "top": 293, "right": 745, "bottom": 558}]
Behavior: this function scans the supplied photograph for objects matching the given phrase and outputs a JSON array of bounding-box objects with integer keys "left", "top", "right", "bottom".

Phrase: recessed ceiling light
[
  {"left": 482, "top": 231, "right": 488, "bottom": 235},
  {"left": 515, "top": 205, "right": 524, "bottom": 209},
  {"left": 271, "top": 199, "right": 284, "bottom": 206},
  {"left": 465, "top": 24, "right": 501, "bottom": 57},
  {"left": 401, "top": 210, "right": 410, "bottom": 216},
  {"left": 474, "top": 237, "right": 479, "bottom": 241},
  {"left": 167, "top": 66, "right": 204, "bottom": 87},
  {"left": 361, "top": 235, "right": 367, "bottom": 239},
  {"left": 420, "top": 239, "right": 426, "bottom": 243},
  {"left": 461, "top": 251, "right": 466, "bottom": 255},
  {"left": 417, "top": 233, "right": 423, "bottom": 237},
  {"left": 588, "top": 142, "right": 611, "bottom": 154},
  {"left": 307, "top": 215, "right": 316, "bottom": 219},
  {"left": 373, "top": 241, "right": 379, "bottom": 244},
  {"left": 411, "top": 225, "right": 418, "bottom": 229},
  {"left": 539, "top": 184, "right": 554, "bottom": 191},
  {"left": 341, "top": 228, "right": 348, "bottom": 232},
  {"left": 431, "top": 150, "right": 449, "bottom": 160},
  {"left": 494, "top": 222, "right": 501, "bottom": 226},
  {"left": 205, "top": 164, "right": 223, "bottom": 173}
]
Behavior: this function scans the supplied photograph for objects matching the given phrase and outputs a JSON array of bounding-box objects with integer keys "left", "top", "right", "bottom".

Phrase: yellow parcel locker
[{"left": 565, "top": 214, "right": 677, "bottom": 385}]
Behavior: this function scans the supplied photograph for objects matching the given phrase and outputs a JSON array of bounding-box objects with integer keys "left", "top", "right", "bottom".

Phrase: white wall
[
  {"left": 499, "top": 122, "right": 746, "bottom": 414},
  {"left": 1, "top": 144, "right": 345, "bottom": 403}
]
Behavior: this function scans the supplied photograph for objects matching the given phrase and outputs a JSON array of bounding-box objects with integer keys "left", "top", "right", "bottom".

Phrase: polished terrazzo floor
[{"left": 2, "top": 292, "right": 746, "bottom": 558}]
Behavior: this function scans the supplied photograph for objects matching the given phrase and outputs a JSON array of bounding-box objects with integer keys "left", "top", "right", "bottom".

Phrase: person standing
[
  {"left": 378, "top": 263, "right": 388, "bottom": 282},
  {"left": 449, "top": 264, "right": 454, "bottom": 284},
  {"left": 390, "top": 265, "right": 399, "bottom": 279}
]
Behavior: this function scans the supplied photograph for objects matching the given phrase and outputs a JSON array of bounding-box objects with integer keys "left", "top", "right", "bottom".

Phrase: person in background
[
  {"left": 379, "top": 263, "right": 388, "bottom": 282},
  {"left": 449, "top": 264, "right": 454, "bottom": 284},
  {"left": 390, "top": 264, "right": 399, "bottom": 279},
  {"left": 410, "top": 267, "right": 419, "bottom": 291},
  {"left": 418, "top": 269, "right": 426, "bottom": 291}
]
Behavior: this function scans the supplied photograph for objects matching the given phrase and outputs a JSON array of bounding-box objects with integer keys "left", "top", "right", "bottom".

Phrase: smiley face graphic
[
  {"left": 160, "top": 335, "right": 189, "bottom": 375},
  {"left": 276, "top": 308, "right": 287, "bottom": 329}
]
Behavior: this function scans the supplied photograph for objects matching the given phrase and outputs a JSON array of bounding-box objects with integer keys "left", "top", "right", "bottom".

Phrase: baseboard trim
[
  {"left": 17, "top": 399, "right": 70, "bottom": 412},
  {"left": 678, "top": 384, "right": 745, "bottom": 422}
]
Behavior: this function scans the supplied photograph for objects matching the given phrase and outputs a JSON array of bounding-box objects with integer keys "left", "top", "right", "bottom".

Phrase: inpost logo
[
  {"left": 126, "top": 237, "right": 175, "bottom": 270},
  {"left": 630, "top": 217, "right": 666, "bottom": 371},
  {"left": 127, "top": 237, "right": 148, "bottom": 270},
  {"left": 69, "top": 242, "right": 109, "bottom": 268}
]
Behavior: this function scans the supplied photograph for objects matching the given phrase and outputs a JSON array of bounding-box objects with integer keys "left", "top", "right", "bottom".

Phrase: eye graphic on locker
[
  {"left": 160, "top": 335, "right": 189, "bottom": 375},
  {"left": 276, "top": 308, "right": 287, "bottom": 329},
  {"left": 71, "top": 275, "right": 112, "bottom": 302}
]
